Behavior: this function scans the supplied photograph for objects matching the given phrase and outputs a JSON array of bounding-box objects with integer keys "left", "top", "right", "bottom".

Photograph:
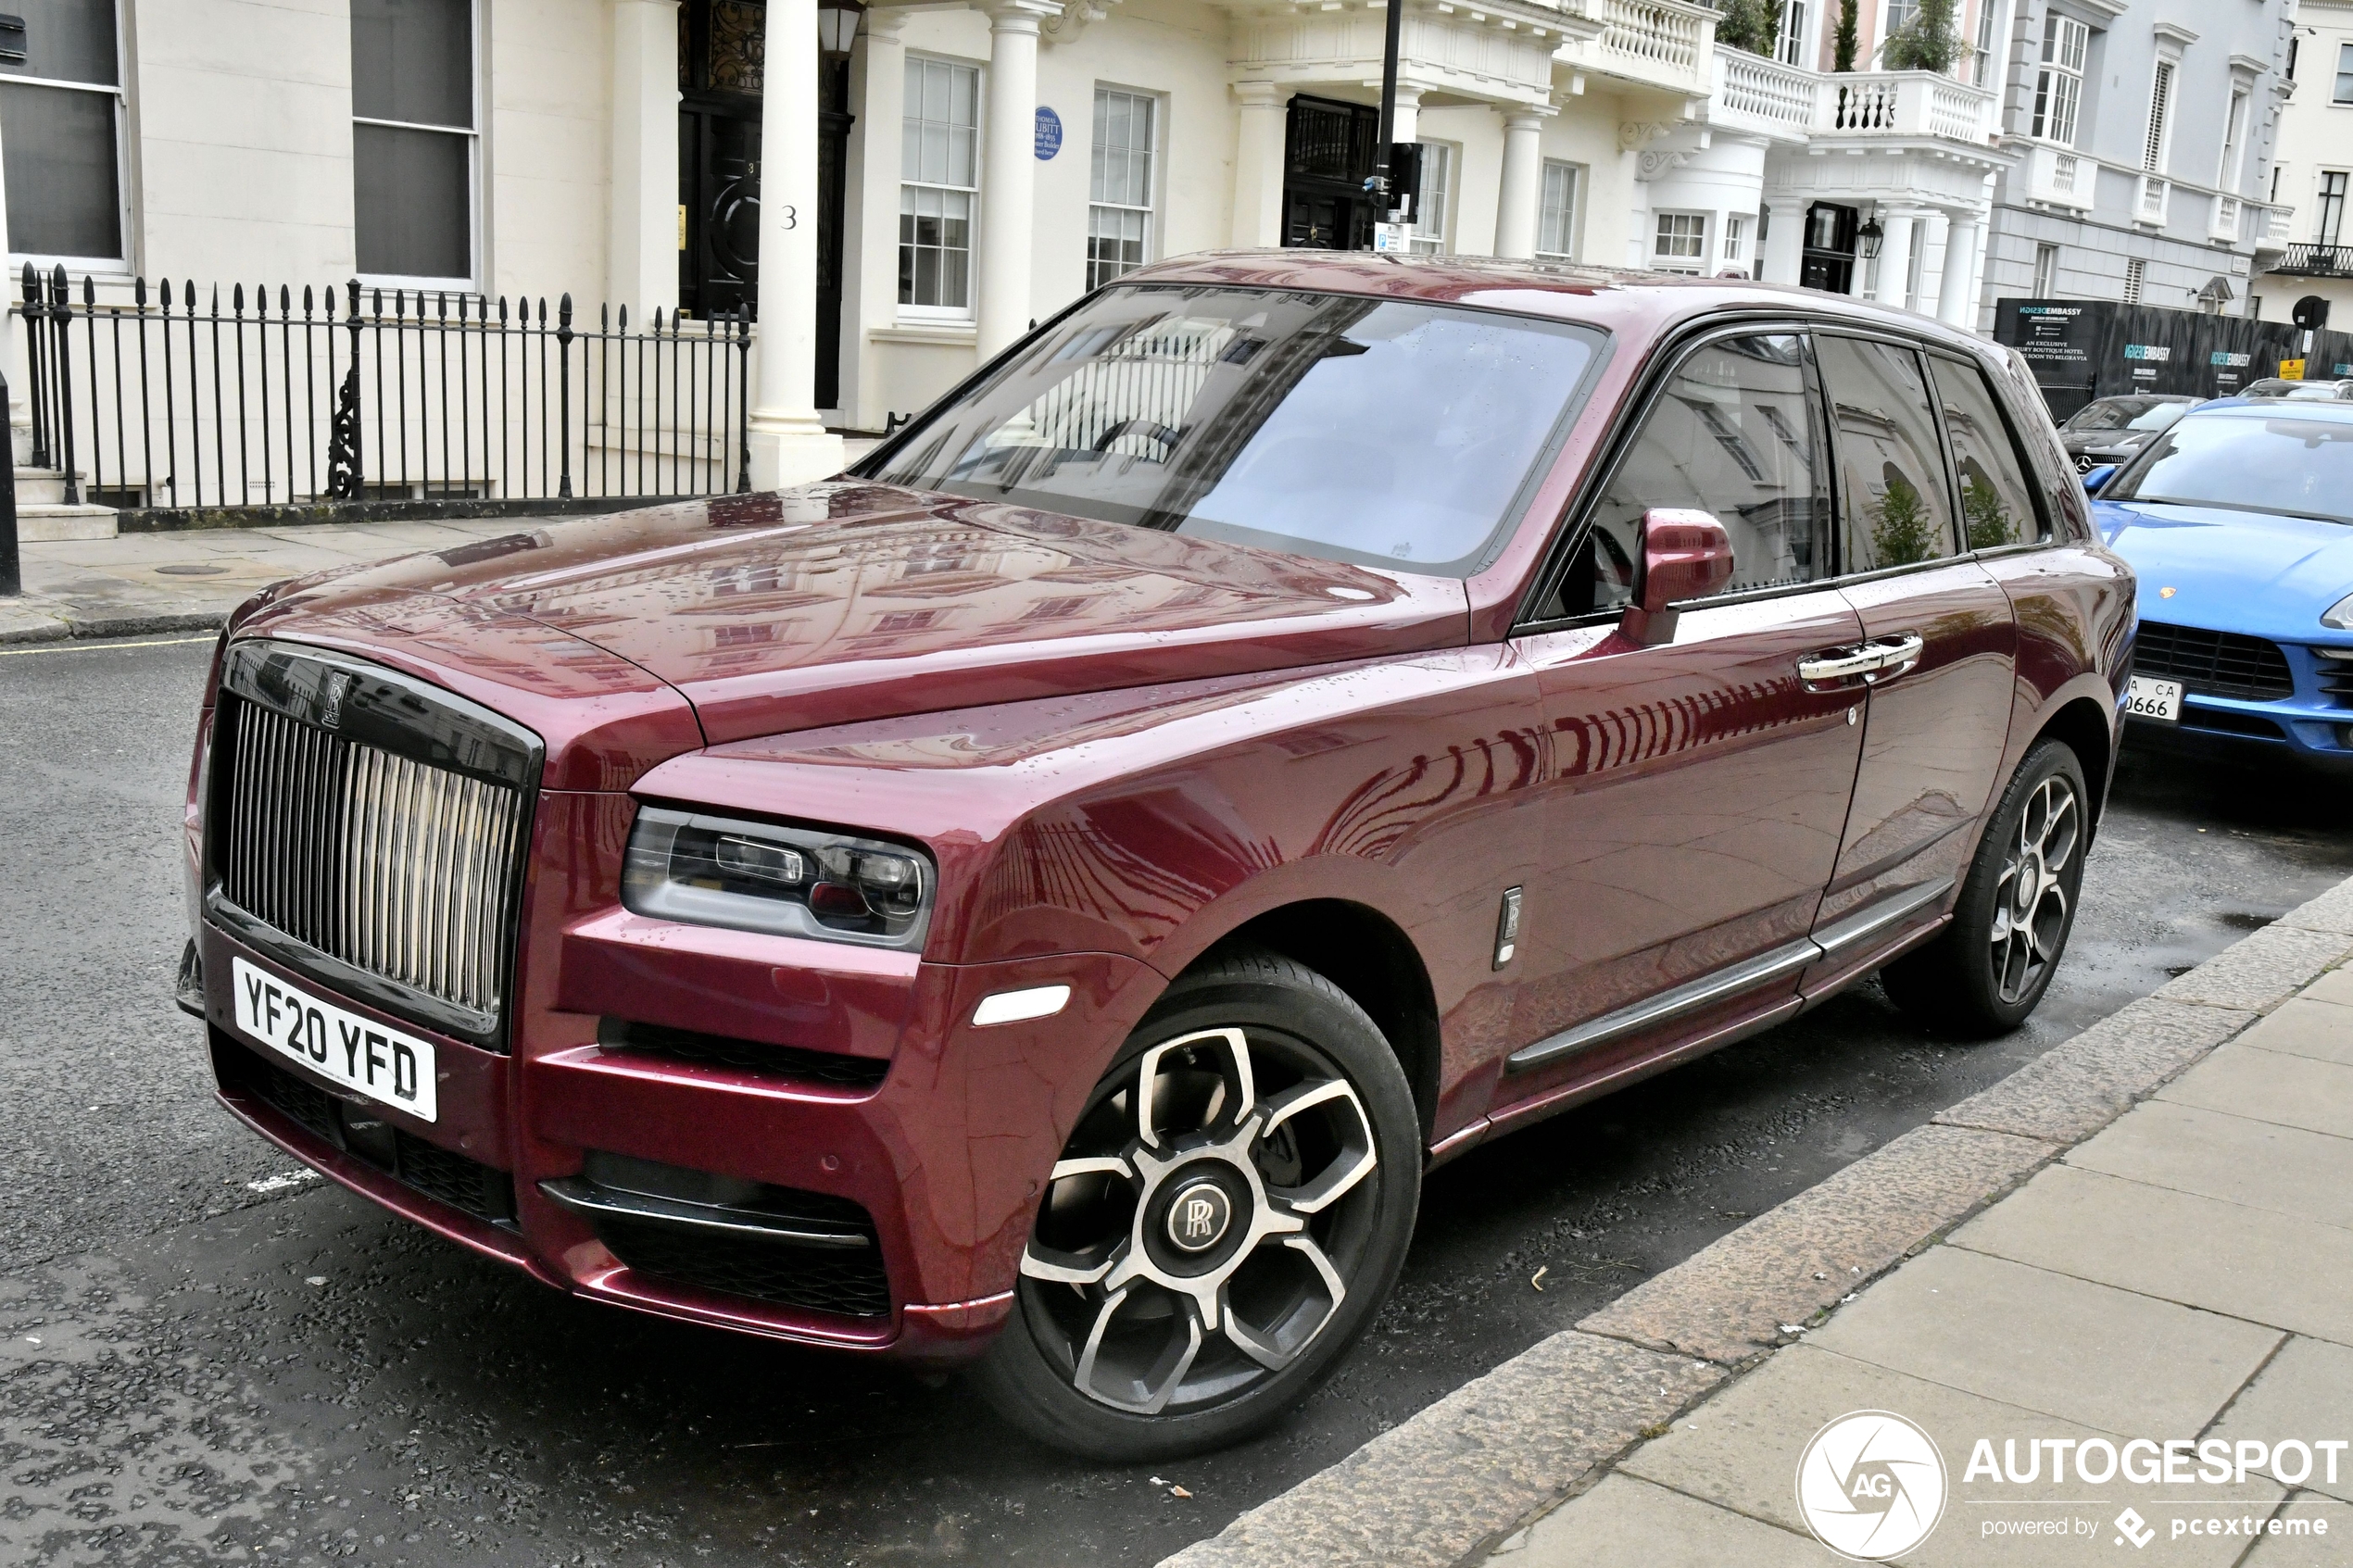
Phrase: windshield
[
  {"left": 2065, "top": 397, "right": 2164, "bottom": 432},
  {"left": 862, "top": 285, "right": 1604, "bottom": 575},
  {"left": 2109, "top": 412, "right": 2353, "bottom": 524},
  {"left": 2123, "top": 401, "right": 2188, "bottom": 432}
]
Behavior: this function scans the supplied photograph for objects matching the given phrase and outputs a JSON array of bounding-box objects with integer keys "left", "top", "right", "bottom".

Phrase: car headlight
[
  {"left": 2326, "top": 594, "right": 2353, "bottom": 631},
  {"left": 623, "top": 807, "right": 934, "bottom": 949}
]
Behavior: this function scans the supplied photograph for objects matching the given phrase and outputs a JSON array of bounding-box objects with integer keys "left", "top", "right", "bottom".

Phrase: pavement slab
[
  {"left": 1577, "top": 1123, "right": 2056, "bottom": 1363},
  {"left": 1932, "top": 996, "right": 2258, "bottom": 1146},
  {"left": 1950, "top": 1163, "right": 2353, "bottom": 1347},
  {"left": 2230, "top": 997, "right": 2353, "bottom": 1066},
  {"left": 2239, "top": 1495, "right": 2353, "bottom": 1564},
  {"left": 2065, "top": 1099, "right": 2353, "bottom": 1233},
  {"left": 2154, "top": 925, "right": 2353, "bottom": 1012},
  {"left": 1489, "top": 1474, "right": 1823, "bottom": 1567},
  {"left": 1800, "top": 1245, "right": 2281, "bottom": 1436},
  {"left": 1158, "top": 1332, "right": 1721, "bottom": 1568},
  {"left": 2278, "top": 878, "right": 2353, "bottom": 937},
  {"left": 2208, "top": 1337, "right": 2353, "bottom": 1506},
  {"left": 2158, "top": 1041, "right": 2353, "bottom": 1141}
]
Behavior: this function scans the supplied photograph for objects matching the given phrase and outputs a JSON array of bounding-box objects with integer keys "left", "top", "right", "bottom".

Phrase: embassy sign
[{"left": 1993, "top": 298, "right": 2353, "bottom": 419}]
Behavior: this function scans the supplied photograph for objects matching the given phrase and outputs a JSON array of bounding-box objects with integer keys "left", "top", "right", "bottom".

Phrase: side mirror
[
  {"left": 2082, "top": 463, "right": 2117, "bottom": 495},
  {"left": 1620, "top": 508, "right": 1734, "bottom": 646}
]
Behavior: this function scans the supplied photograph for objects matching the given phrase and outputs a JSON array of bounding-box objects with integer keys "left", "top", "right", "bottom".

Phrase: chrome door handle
[
  {"left": 1867, "top": 634, "right": 1925, "bottom": 683},
  {"left": 1798, "top": 646, "right": 1883, "bottom": 684}
]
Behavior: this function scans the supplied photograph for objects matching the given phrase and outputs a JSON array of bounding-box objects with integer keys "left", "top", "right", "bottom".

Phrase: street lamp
[
  {"left": 1856, "top": 217, "right": 1885, "bottom": 259},
  {"left": 818, "top": 0, "right": 865, "bottom": 56}
]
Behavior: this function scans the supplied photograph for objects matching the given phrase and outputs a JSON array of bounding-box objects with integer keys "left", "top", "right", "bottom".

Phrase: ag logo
[{"left": 1795, "top": 1410, "right": 1947, "bottom": 1561}]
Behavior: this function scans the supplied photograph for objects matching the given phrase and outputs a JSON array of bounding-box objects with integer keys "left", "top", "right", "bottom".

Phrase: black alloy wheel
[
  {"left": 1883, "top": 738, "right": 2089, "bottom": 1035},
  {"left": 971, "top": 947, "right": 1421, "bottom": 1461}
]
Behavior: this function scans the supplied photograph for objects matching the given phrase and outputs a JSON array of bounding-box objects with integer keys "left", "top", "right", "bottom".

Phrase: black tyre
[
  {"left": 969, "top": 946, "right": 1421, "bottom": 1461},
  {"left": 1883, "top": 738, "right": 2088, "bottom": 1036}
]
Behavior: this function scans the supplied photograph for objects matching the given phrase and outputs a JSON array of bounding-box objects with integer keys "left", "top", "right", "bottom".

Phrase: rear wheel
[
  {"left": 1883, "top": 738, "right": 2088, "bottom": 1036},
  {"left": 970, "top": 947, "right": 1420, "bottom": 1461}
]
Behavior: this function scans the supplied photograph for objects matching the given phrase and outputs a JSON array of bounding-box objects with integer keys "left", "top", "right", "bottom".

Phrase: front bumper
[
  {"left": 2123, "top": 672, "right": 2353, "bottom": 776},
  {"left": 196, "top": 844, "right": 1164, "bottom": 1364}
]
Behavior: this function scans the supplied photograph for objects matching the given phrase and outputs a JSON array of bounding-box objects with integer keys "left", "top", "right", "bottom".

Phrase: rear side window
[
  {"left": 1931, "top": 353, "right": 2048, "bottom": 549},
  {"left": 1817, "top": 334, "right": 1961, "bottom": 572},
  {"left": 1541, "top": 332, "right": 1833, "bottom": 618}
]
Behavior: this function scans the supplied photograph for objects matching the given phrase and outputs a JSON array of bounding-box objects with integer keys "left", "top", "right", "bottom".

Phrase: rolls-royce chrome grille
[{"left": 208, "top": 641, "right": 544, "bottom": 1046}]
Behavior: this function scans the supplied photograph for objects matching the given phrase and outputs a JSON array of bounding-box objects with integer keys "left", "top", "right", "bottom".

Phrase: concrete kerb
[
  {"left": 1156, "top": 874, "right": 2353, "bottom": 1568},
  {"left": 0, "top": 607, "right": 226, "bottom": 645}
]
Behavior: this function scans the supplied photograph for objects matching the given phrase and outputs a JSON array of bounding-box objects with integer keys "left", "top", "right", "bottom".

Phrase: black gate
[
  {"left": 678, "top": 0, "right": 853, "bottom": 411},
  {"left": 1283, "top": 96, "right": 1379, "bottom": 251}
]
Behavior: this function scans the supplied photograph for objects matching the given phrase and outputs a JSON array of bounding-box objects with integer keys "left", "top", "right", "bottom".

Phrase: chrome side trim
[
  {"left": 1812, "top": 876, "right": 1955, "bottom": 956},
  {"left": 1505, "top": 936, "right": 1821, "bottom": 1074},
  {"left": 1503, "top": 879, "right": 1956, "bottom": 1075},
  {"left": 537, "top": 1177, "right": 873, "bottom": 1251}
]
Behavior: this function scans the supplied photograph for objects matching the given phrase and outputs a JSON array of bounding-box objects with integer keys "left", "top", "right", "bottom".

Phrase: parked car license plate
[
  {"left": 2124, "top": 675, "right": 2183, "bottom": 722},
  {"left": 231, "top": 956, "right": 439, "bottom": 1122}
]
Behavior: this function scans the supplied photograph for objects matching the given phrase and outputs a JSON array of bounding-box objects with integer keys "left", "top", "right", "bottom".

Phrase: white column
[
  {"left": 843, "top": 12, "right": 907, "bottom": 431},
  {"left": 1762, "top": 196, "right": 1804, "bottom": 286},
  {"left": 977, "top": 2, "right": 1057, "bottom": 357},
  {"left": 1918, "top": 208, "right": 1949, "bottom": 314},
  {"left": 1494, "top": 109, "right": 1547, "bottom": 259},
  {"left": 1872, "top": 206, "right": 1920, "bottom": 307},
  {"left": 608, "top": 0, "right": 681, "bottom": 318},
  {"left": 1937, "top": 210, "right": 1981, "bottom": 326},
  {"left": 1388, "top": 85, "right": 1423, "bottom": 146},
  {"left": 747, "top": 0, "right": 846, "bottom": 487},
  {"left": 1231, "top": 82, "right": 1288, "bottom": 248}
]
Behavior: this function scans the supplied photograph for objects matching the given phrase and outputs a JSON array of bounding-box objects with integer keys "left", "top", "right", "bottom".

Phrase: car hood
[
  {"left": 2094, "top": 497, "right": 2353, "bottom": 641},
  {"left": 255, "top": 483, "right": 1473, "bottom": 757}
]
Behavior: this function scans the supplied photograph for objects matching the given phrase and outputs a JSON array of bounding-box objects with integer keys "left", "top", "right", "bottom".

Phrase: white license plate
[
  {"left": 231, "top": 956, "right": 439, "bottom": 1123},
  {"left": 2125, "top": 675, "right": 2183, "bottom": 722}
]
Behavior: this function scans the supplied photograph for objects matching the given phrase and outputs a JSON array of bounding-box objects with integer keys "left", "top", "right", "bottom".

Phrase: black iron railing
[
  {"left": 13, "top": 267, "right": 754, "bottom": 512},
  {"left": 2271, "top": 243, "right": 2353, "bottom": 279}
]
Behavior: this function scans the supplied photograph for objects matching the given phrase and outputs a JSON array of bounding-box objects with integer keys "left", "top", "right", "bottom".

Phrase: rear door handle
[
  {"left": 1797, "top": 634, "right": 1925, "bottom": 687},
  {"left": 1867, "top": 634, "right": 1925, "bottom": 683}
]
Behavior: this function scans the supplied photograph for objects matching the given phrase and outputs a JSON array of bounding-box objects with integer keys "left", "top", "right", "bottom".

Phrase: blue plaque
[{"left": 1035, "top": 106, "right": 1063, "bottom": 160}]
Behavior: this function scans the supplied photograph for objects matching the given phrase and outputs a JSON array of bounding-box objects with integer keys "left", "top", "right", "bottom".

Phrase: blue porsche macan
[{"left": 2088, "top": 398, "right": 2353, "bottom": 774}]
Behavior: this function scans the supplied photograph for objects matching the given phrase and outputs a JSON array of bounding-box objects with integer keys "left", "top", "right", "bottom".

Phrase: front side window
[
  {"left": 1411, "top": 142, "right": 1455, "bottom": 255},
  {"left": 2032, "top": 15, "right": 2087, "bottom": 144},
  {"left": 0, "top": 0, "right": 124, "bottom": 264},
  {"left": 900, "top": 57, "right": 979, "bottom": 314},
  {"left": 866, "top": 286, "right": 1604, "bottom": 575},
  {"left": 1816, "top": 334, "right": 1960, "bottom": 573},
  {"left": 1088, "top": 87, "right": 1154, "bottom": 290},
  {"left": 352, "top": 0, "right": 477, "bottom": 283},
  {"left": 1653, "top": 212, "right": 1707, "bottom": 272},
  {"left": 1931, "top": 353, "right": 2046, "bottom": 549},
  {"left": 1548, "top": 333, "right": 1832, "bottom": 618},
  {"left": 1538, "top": 160, "right": 1579, "bottom": 260}
]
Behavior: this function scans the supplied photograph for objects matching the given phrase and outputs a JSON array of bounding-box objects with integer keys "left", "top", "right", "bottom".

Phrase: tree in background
[
  {"left": 1869, "top": 473, "right": 1938, "bottom": 567},
  {"left": 1715, "top": 0, "right": 1787, "bottom": 56},
  {"left": 1883, "top": 0, "right": 1962, "bottom": 71},
  {"left": 1833, "top": 0, "right": 1859, "bottom": 71}
]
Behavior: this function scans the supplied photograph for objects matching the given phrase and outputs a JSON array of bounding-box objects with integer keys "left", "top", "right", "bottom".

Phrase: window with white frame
[
  {"left": 2319, "top": 171, "right": 2347, "bottom": 245},
  {"left": 2336, "top": 42, "right": 2353, "bottom": 104},
  {"left": 351, "top": 0, "right": 479, "bottom": 284},
  {"left": 2121, "top": 257, "right": 2144, "bottom": 305},
  {"left": 1778, "top": 0, "right": 1808, "bottom": 66},
  {"left": 1411, "top": 141, "right": 1455, "bottom": 254},
  {"left": 2143, "top": 59, "right": 2174, "bottom": 173},
  {"left": 2032, "top": 243, "right": 2058, "bottom": 295},
  {"left": 1653, "top": 212, "right": 1707, "bottom": 273},
  {"left": 0, "top": 0, "right": 126, "bottom": 265},
  {"left": 1971, "top": 0, "right": 1998, "bottom": 85},
  {"left": 1721, "top": 215, "right": 1748, "bottom": 270},
  {"left": 2031, "top": 14, "right": 2087, "bottom": 145},
  {"left": 2218, "top": 88, "right": 2248, "bottom": 193},
  {"left": 901, "top": 56, "right": 980, "bottom": 316},
  {"left": 1883, "top": 0, "right": 1917, "bottom": 45},
  {"left": 1538, "top": 160, "right": 1579, "bottom": 260},
  {"left": 1088, "top": 87, "right": 1155, "bottom": 289}
]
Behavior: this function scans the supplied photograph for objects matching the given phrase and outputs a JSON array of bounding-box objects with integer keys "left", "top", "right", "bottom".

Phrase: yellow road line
[{"left": 0, "top": 633, "right": 217, "bottom": 657}]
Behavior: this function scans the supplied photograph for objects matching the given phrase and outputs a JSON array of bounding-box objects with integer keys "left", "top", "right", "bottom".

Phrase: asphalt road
[{"left": 5, "top": 633, "right": 2350, "bottom": 1568}]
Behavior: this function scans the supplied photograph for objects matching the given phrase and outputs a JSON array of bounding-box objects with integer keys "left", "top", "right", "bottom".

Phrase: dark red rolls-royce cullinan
[{"left": 182, "top": 254, "right": 2131, "bottom": 1460}]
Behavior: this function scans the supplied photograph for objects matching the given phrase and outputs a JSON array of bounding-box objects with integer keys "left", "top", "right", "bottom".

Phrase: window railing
[
  {"left": 2136, "top": 174, "right": 2171, "bottom": 226},
  {"left": 1713, "top": 48, "right": 1815, "bottom": 132},
  {"left": 1809, "top": 70, "right": 1995, "bottom": 143},
  {"left": 2270, "top": 243, "right": 2353, "bottom": 279},
  {"left": 11, "top": 268, "right": 751, "bottom": 513},
  {"left": 2208, "top": 194, "right": 2242, "bottom": 245},
  {"left": 2020, "top": 143, "right": 2095, "bottom": 209}
]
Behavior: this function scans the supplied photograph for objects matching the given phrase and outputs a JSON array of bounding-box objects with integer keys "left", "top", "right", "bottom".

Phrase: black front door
[
  {"left": 1282, "top": 95, "right": 1378, "bottom": 251},
  {"left": 1800, "top": 202, "right": 1857, "bottom": 295},
  {"left": 677, "top": 0, "right": 852, "bottom": 410}
]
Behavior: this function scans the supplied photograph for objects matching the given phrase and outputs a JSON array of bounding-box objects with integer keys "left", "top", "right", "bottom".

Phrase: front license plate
[
  {"left": 231, "top": 956, "right": 439, "bottom": 1123},
  {"left": 2125, "top": 674, "right": 2184, "bottom": 722}
]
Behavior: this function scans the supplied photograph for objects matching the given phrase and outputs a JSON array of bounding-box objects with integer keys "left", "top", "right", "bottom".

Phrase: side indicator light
[
  {"left": 1494, "top": 887, "right": 1524, "bottom": 971},
  {"left": 972, "top": 985, "right": 1074, "bottom": 1027}
]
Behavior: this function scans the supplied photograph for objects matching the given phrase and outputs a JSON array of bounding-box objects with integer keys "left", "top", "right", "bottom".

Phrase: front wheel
[
  {"left": 1883, "top": 738, "right": 2088, "bottom": 1036},
  {"left": 969, "top": 947, "right": 1421, "bottom": 1461}
]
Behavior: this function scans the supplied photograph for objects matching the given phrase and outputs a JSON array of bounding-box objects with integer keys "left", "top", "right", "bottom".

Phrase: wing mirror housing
[
  {"left": 1620, "top": 508, "right": 1735, "bottom": 646},
  {"left": 2082, "top": 463, "right": 2118, "bottom": 495}
]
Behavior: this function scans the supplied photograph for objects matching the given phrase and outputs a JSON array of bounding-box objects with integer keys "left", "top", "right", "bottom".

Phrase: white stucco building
[
  {"left": 3, "top": 0, "right": 2039, "bottom": 509},
  {"left": 2249, "top": 0, "right": 2353, "bottom": 333}
]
